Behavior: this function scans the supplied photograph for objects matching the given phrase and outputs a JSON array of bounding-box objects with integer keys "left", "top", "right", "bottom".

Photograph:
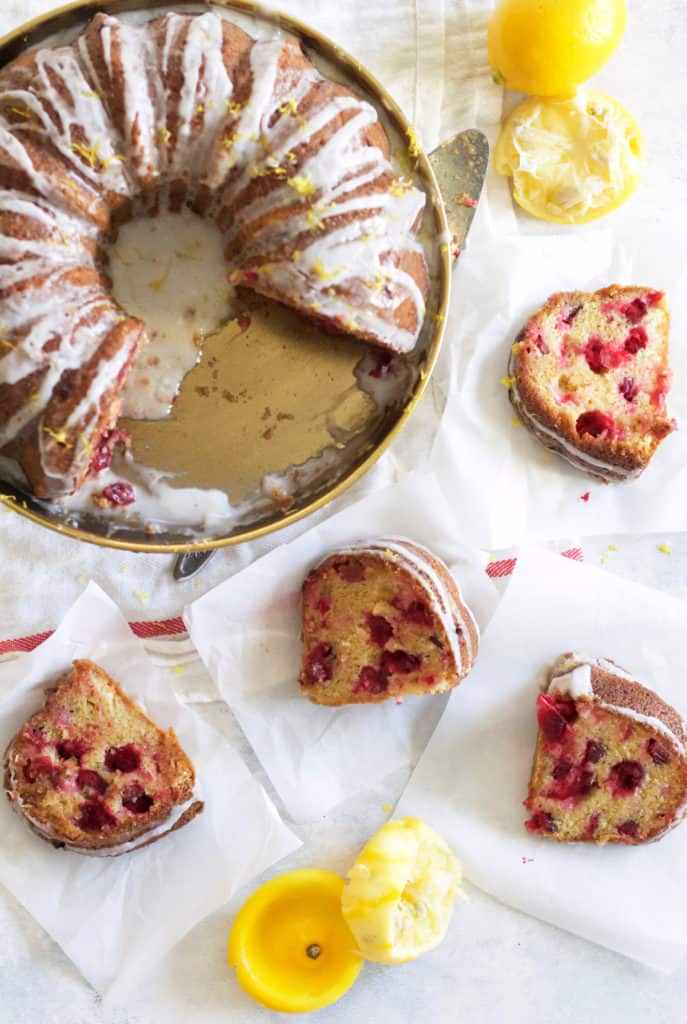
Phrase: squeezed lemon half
[
  {"left": 495, "top": 90, "right": 647, "bottom": 224},
  {"left": 494, "top": 89, "right": 644, "bottom": 224},
  {"left": 341, "top": 817, "right": 461, "bottom": 965},
  {"left": 228, "top": 869, "right": 362, "bottom": 1013}
]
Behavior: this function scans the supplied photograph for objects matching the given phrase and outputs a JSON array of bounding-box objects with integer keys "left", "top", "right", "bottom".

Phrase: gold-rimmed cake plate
[{"left": 0, "top": 0, "right": 451, "bottom": 553}]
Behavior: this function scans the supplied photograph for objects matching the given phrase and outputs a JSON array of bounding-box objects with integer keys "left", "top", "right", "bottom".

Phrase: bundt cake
[
  {"left": 509, "top": 286, "right": 674, "bottom": 482},
  {"left": 0, "top": 11, "right": 429, "bottom": 499},
  {"left": 299, "top": 538, "right": 479, "bottom": 706},
  {"left": 4, "top": 659, "right": 203, "bottom": 855},
  {"left": 524, "top": 653, "right": 687, "bottom": 845}
]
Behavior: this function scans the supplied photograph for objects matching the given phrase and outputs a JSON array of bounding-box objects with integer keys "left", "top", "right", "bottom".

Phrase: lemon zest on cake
[
  {"left": 287, "top": 174, "right": 317, "bottom": 198},
  {"left": 43, "top": 425, "right": 69, "bottom": 445},
  {"left": 311, "top": 259, "right": 342, "bottom": 283},
  {"left": 389, "top": 177, "right": 413, "bottom": 197},
  {"left": 158, "top": 125, "right": 171, "bottom": 144},
  {"left": 226, "top": 99, "right": 243, "bottom": 115},
  {"left": 279, "top": 98, "right": 298, "bottom": 116},
  {"left": 501, "top": 376, "right": 515, "bottom": 388}
]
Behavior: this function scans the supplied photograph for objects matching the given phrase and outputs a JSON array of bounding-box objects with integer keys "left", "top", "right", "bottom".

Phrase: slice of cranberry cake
[
  {"left": 509, "top": 285, "right": 674, "bottom": 482},
  {"left": 524, "top": 654, "right": 687, "bottom": 845},
  {"left": 4, "top": 660, "right": 203, "bottom": 856},
  {"left": 299, "top": 538, "right": 479, "bottom": 706}
]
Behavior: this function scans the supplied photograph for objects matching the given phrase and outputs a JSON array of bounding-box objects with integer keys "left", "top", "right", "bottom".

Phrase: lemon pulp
[
  {"left": 494, "top": 90, "right": 643, "bottom": 224},
  {"left": 341, "top": 816, "right": 461, "bottom": 965}
]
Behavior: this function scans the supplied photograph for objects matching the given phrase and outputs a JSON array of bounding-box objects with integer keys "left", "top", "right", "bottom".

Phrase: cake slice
[
  {"left": 4, "top": 660, "right": 203, "bottom": 855},
  {"left": 509, "top": 286, "right": 674, "bottom": 481},
  {"left": 524, "top": 654, "right": 687, "bottom": 844},
  {"left": 299, "top": 538, "right": 479, "bottom": 706}
]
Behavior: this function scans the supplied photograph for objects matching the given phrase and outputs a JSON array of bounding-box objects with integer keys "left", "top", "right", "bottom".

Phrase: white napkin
[
  {"left": 395, "top": 544, "right": 687, "bottom": 972},
  {"left": 184, "top": 473, "right": 499, "bottom": 821},
  {"left": 0, "top": 583, "right": 300, "bottom": 997}
]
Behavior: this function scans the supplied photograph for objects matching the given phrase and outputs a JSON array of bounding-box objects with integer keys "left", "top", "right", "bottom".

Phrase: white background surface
[{"left": 3, "top": 1, "right": 687, "bottom": 1023}]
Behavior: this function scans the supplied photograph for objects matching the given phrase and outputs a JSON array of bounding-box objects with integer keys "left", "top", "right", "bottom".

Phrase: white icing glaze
[
  {"left": 549, "top": 664, "right": 592, "bottom": 699},
  {"left": 329, "top": 536, "right": 479, "bottom": 676},
  {"left": 548, "top": 653, "right": 687, "bottom": 755},
  {"left": 0, "top": 10, "right": 427, "bottom": 496}
]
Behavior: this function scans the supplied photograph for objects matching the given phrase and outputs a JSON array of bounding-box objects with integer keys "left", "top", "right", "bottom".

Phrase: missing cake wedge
[{"left": 4, "top": 659, "right": 203, "bottom": 856}]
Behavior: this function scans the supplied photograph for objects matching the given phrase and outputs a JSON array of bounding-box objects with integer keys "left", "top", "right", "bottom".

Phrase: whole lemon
[{"left": 488, "top": 0, "right": 627, "bottom": 97}]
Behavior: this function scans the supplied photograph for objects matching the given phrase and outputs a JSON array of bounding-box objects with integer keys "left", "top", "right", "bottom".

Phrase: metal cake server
[{"left": 173, "top": 129, "right": 489, "bottom": 582}]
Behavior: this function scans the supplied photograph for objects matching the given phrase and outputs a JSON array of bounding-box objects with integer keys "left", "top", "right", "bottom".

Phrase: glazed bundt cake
[
  {"left": 4, "top": 659, "right": 203, "bottom": 855},
  {"left": 299, "top": 538, "right": 479, "bottom": 705},
  {"left": 509, "top": 286, "right": 674, "bottom": 482},
  {"left": 0, "top": 11, "right": 429, "bottom": 499},
  {"left": 524, "top": 654, "right": 687, "bottom": 845}
]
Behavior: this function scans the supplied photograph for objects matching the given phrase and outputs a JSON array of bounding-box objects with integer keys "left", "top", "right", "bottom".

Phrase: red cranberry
[
  {"left": 525, "top": 811, "right": 557, "bottom": 834},
  {"left": 536, "top": 694, "right": 577, "bottom": 742},
  {"left": 576, "top": 410, "right": 614, "bottom": 438},
  {"left": 571, "top": 768, "right": 596, "bottom": 797},
  {"left": 354, "top": 666, "right": 387, "bottom": 695},
  {"left": 647, "top": 738, "right": 670, "bottom": 765},
  {"left": 104, "top": 744, "right": 141, "bottom": 773},
  {"left": 533, "top": 330, "right": 549, "bottom": 355},
  {"left": 428, "top": 634, "right": 444, "bottom": 649},
  {"left": 101, "top": 482, "right": 136, "bottom": 507},
  {"left": 122, "top": 783, "right": 154, "bottom": 814},
  {"left": 584, "top": 740, "right": 606, "bottom": 763},
  {"left": 91, "top": 428, "right": 131, "bottom": 473},
  {"left": 22, "top": 757, "right": 57, "bottom": 784},
  {"left": 581, "top": 813, "right": 600, "bottom": 839},
  {"left": 647, "top": 291, "right": 663, "bottom": 307},
  {"left": 366, "top": 614, "right": 394, "bottom": 647},
  {"left": 303, "top": 643, "right": 335, "bottom": 685},
  {"left": 56, "top": 738, "right": 88, "bottom": 762},
  {"left": 617, "top": 819, "right": 639, "bottom": 838},
  {"left": 560, "top": 303, "right": 582, "bottom": 328},
  {"left": 78, "top": 800, "right": 116, "bottom": 832},
  {"left": 618, "top": 377, "right": 639, "bottom": 402},
  {"left": 333, "top": 559, "right": 365, "bottom": 583},
  {"left": 369, "top": 350, "right": 394, "bottom": 379},
  {"left": 552, "top": 762, "right": 572, "bottom": 779},
  {"left": 380, "top": 650, "right": 421, "bottom": 676},
  {"left": 623, "top": 298, "right": 647, "bottom": 323},
  {"left": 609, "top": 760, "right": 645, "bottom": 794},
  {"left": 584, "top": 337, "right": 623, "bottom": 374},
  {"left": 624, "top": 326, "right": 648, "bottom": 354},
  {"left": 316, "top": 596, "right": 331, "bottom": 617},
  {"left": 403, "top": 601, "right": 434, "bottom": 628},
  {"left": 76, "top": 769, "right": 108, "bottom": 796}
]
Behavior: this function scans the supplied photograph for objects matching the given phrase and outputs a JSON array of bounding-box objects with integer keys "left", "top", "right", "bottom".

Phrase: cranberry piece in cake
[
  {"left": 509, "top": 286, "right": 674, "bottom": 482},
  {"left": 299, "top": 538, "right": 479, "bottom": 706},
  {"left": 524, "top": 654, "right": 687, "bottom": 845},
  {"left": 4, "top": 660, "right": 203, "bottom": 855}
]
